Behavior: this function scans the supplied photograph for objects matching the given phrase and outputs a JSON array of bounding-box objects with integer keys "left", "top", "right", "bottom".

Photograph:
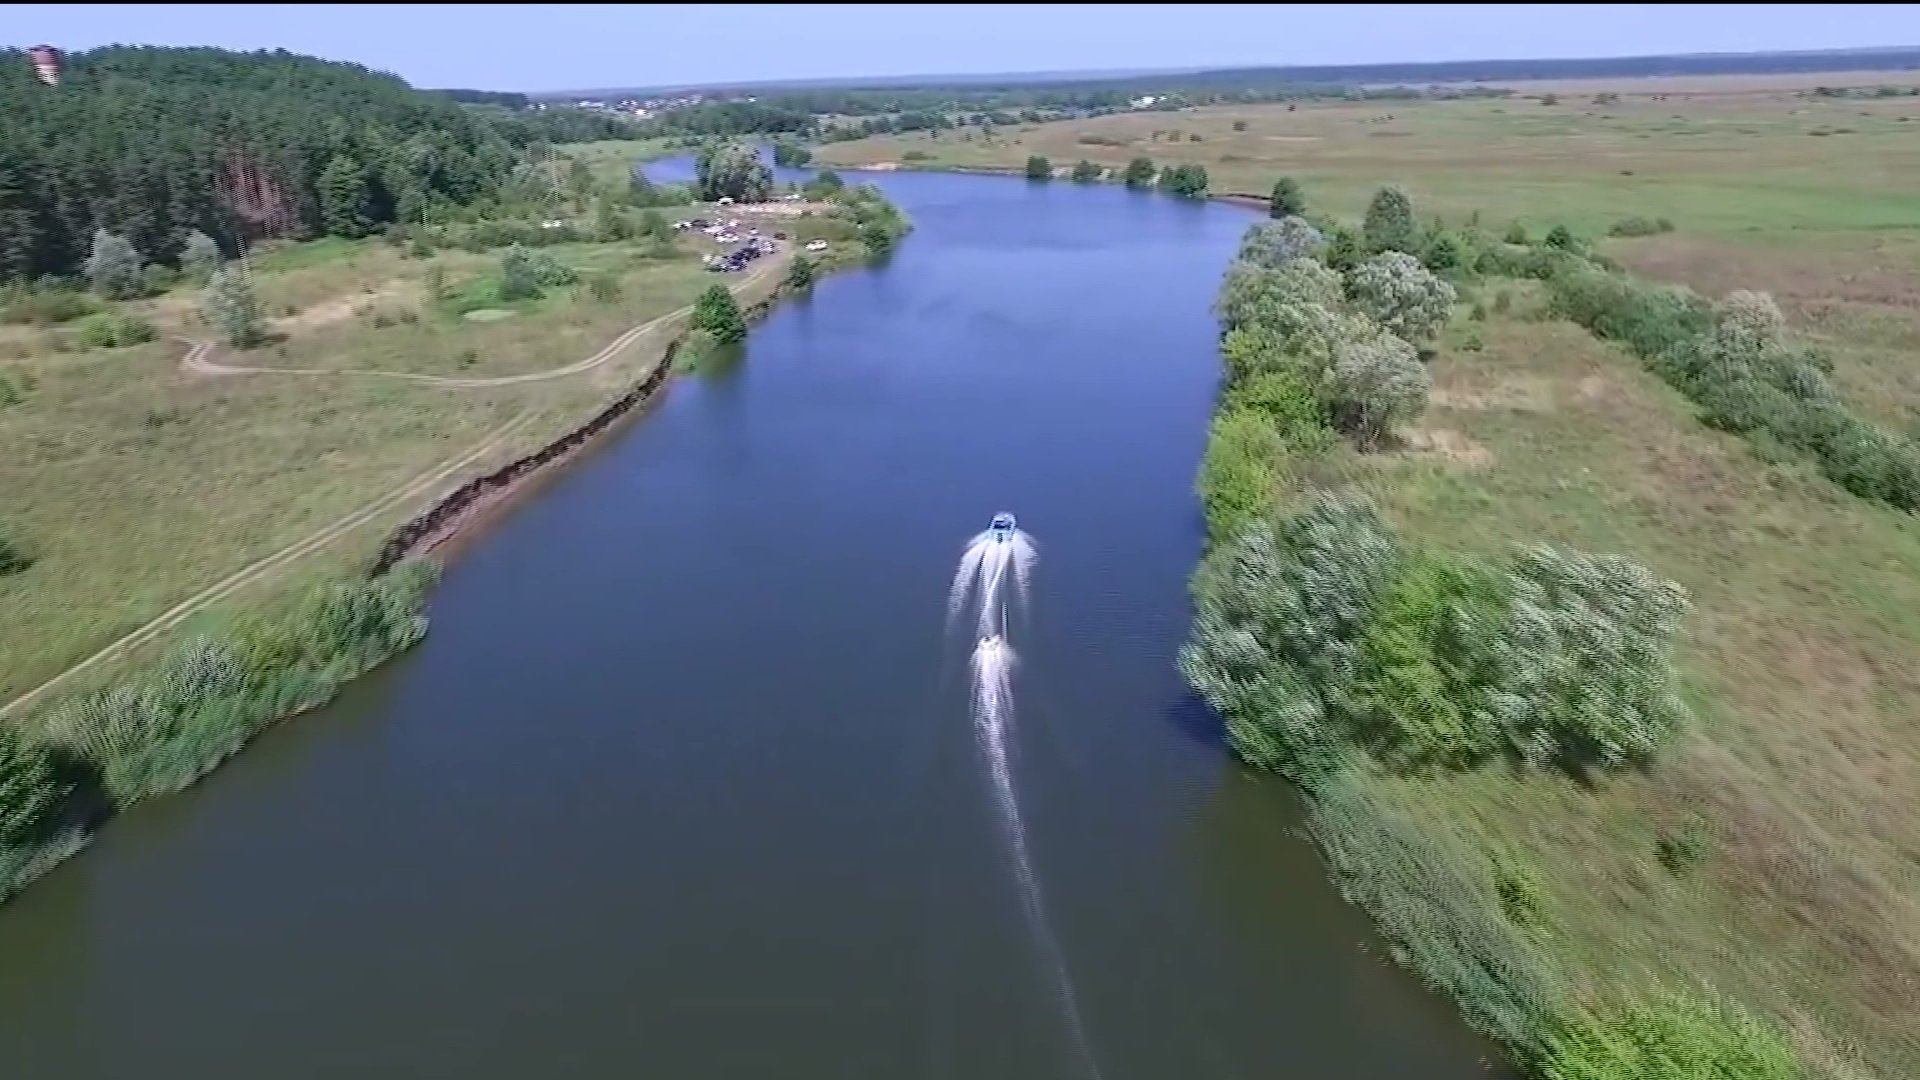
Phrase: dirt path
[{"left": 183, "top": 256, "right": 785, "bottom": 387}]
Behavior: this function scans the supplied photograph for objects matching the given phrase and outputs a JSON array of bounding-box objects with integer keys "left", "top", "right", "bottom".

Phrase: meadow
[{"left": 815, "top": 73, "right": 1920, "bottom": 238}]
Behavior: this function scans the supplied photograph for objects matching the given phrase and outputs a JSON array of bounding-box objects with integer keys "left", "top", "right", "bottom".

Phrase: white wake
[{"left": 956, "top": 530, "right": 1100, "bottom": 1080}]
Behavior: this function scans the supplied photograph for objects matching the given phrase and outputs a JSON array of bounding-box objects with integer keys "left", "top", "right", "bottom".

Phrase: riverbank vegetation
[
  {"left": 0, "top": 43, "right": 910, "bottom": 904},
  {"left": 1184, "top": 162, "right": 1920, "bottom": 1077}
]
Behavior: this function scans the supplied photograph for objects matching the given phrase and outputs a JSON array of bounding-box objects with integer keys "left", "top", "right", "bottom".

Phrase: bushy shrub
[
  {"left": 1196, "top": 408, "right": 1281, "bottom": 541},
  {"left": 1224, "top": 367, "right": 1333, "bottom": 451},
  {"left": 0, "top": 727, "right": 63, "bottom": 848},
  {"left": 1484, "top": 547, "right": 1691, "bottom": 769},
  {"left": 39, "top": 563, "right": 437, "bottom": 806},
  {"left": 834, "top": 184, "right": 911, "bottom": 257},
  {"left": 1545, "top": 224, "right": 1579, "bottom": 250},
  {"left": 1322, "top": 220, "right": 1367, "bottom": 274},
  {"left": 180, "top": 230, "right": 222, "bottom": 283},
  {"left": 1327, "top": 333, "right": 1431, "bottom": 448},
  {"left": 1180, "top": 491, "right": 1402, "bottom": 782},
  {"left": 0, "top": 527, "right": 30, "bottom": 575},
  {"left": 1070, "top": 159, "right": 1103, "bottom": 183},
  {"left": 1544, "top": 266, "right": 1712, "bottom": 360},
  {"left": 84, "top": 229, "right": 146, "bottom": 300},
  {"left": 1269, "top": 175, "right": 1307, "bottom": 218},
  {"left": 1606, "top": 216, "right": 1676, "bottom": 238},
  {"left": 1491, "top": 851, "right": 1550, "bottom": 929},
  {"left": 1542, "top": 993, "right": 1801, "bottom": 1080},
  {"left": 74, "top": 311, "right": 156, "bottom": 348},
  {"left": 691, "top": 284, "right": 747, "bottom": 344},
  {"left": 1421, "top": 230, "right": 1464, "bottom": 274},
  {"left": 203, "top": 264, "right": 267, "bottom": 348},
  {"left": 674, "top": 328, "right": 724, "bottom": 374},
  {"left": 1363, "top": 185, "right": 1418, "bottom": 254},
  {"left": 1024, "top": 154, "right": 1053, "bottom": 180},
  {"left": 1156, "top": 163, "right": 1210, "bottom": 198},
  {"left": 784, "top": 254, "right": 818, "bottom": 290},
  {"left": 585, "top": 269, "right": 622, "bottom": 302},
  {"left": 1237, "top": 216, "right": 1326, "bottom": 269},
  {"left": 1, "top": 289, "right": 97, "bottom": 326},
  {"left": 1351, "top": 553, "right": 1511, "bottom": 767},
  {"left": 497, "top": 245, "right": 576, "bottom": 301},
  {"left": 1220, "top": 324, "right": 1288, "bottom": 384},
  {"left": 1656, "top": 817, "right": 1714, "bottom": 875},
  {"left": 141, "top": 263, "right": 176, "bottom": 295},
  {"left": 1346, "top": 251, "right": 1458, "bottom": 342}
]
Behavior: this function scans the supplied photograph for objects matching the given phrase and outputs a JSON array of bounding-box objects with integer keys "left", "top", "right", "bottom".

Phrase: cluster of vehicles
[
  {"left": 705, "top": 236, "right": 777, "bottom": 273},
  {"left": 673, "top": 216, "right": 782, "bottom": 274},
  {"left": 670, "top": 213, "right": 831, "bottom": 273}
]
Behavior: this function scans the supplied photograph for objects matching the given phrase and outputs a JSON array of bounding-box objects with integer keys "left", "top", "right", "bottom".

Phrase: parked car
[{"left": 804, "top": 239, "right": 829, "bottom": 253}]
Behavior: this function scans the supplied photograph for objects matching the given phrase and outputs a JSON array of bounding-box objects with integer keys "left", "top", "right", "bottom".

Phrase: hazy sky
[{"left": 7, "top": 4, "right": 1915, "bottom": 93}]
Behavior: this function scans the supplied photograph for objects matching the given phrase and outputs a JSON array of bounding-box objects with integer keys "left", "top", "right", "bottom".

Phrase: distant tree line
[
  {"left": 0, "top": 45, "right": 634, "bottom": 285},
  {"left": 432, "top": 87, "right": 533, "bottom": 109}
]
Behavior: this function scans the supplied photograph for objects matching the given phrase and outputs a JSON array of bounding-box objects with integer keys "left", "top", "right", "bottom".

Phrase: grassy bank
[
  {"left": 1183, "top": 184, "right": 1920, "bottom": 1077},
  {"left": 0, "top": 176, "right": 907, "bottom": 902}
]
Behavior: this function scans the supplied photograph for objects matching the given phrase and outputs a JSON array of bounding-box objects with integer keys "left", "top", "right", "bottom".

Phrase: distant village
[{"left": 534, "top": 93, "right": 737, "bottom": 119}]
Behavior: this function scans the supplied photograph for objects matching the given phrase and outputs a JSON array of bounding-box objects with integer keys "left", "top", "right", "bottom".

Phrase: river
[{"left": 0, "top": 165, "right": 1506, "bottom": 1079}]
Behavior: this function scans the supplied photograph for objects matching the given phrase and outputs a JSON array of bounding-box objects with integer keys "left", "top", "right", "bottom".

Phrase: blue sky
[{"left": 7, "top": 4, "right": 1914, "bottom": 93}]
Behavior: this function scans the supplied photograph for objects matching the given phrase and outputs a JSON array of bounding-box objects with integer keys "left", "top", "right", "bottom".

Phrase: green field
[
  {"left": 816, "top": 80, "right": 1920, "bottom": 238},
  {"left": 1348, "top": 282, "right": 1920, "bottom": 1076}
]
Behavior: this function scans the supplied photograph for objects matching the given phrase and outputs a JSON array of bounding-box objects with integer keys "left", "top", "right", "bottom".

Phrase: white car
[{"left": 804, "top": 239, "right": 828, "bottom": 253}]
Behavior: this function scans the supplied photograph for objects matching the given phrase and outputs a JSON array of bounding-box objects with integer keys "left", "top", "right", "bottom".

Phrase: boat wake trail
[
  {"left": 955, "top": 520, "right": 1101, "bottom": 1080},
  {"left": 948, "top": 525, "right": 1038, "bottom": 640}
]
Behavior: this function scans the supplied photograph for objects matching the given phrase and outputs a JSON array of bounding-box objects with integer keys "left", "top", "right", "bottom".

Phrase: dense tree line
[
  {"left": 471, "top": 104, "right": 637, "bottom": 147},
  {"left": 0, "top": 45, "right": 633, "bottom": 284},
  {"left": 639, "top": 99, "right": 815, "bottom": 138},
  {"left": 431, "top": 87, "right": 532, "bottom": 109}
]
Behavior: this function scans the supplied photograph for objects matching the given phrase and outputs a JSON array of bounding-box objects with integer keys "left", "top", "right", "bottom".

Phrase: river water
[{"left": 0, "top": 166, "right": 1505, "bottom": 1079}]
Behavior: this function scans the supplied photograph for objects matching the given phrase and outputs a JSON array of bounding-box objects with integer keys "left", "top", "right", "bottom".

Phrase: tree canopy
[
  {"left": 694, "top": 140, "right": 773, "bottom": 203},
  {"left": 0, "top": 44, "right": 626, "bottom": 283}
]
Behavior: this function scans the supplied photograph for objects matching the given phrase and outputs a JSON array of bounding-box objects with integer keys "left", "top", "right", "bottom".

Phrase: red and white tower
[{"left": 28, "top": 45, "right": 62, "bottom": 87}]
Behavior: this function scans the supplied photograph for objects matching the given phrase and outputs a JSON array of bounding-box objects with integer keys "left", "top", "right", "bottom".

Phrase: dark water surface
[{"left": 0, "top": 168, "right": 1505, "bottom": 1079}]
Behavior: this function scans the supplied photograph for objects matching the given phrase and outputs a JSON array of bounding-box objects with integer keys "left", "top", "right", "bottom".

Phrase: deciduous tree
[
  {"left": 1346, "top": 251, "right": 1457, "bottom": 342},
  {"left": 1362, "top": 185, "right": 1417, "bottom": 254},
  {"left": 202, "top": 263, "right": 266, "bottom": 347},
  {"left": 1269, "top": 176, "right": 1306, "bottom": 218},
  {"left": 85, "top": 229, "right": 146, "bottom": 300},
  {"left": 691, "top": 283, "right": 747, "bottom": 344}
]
